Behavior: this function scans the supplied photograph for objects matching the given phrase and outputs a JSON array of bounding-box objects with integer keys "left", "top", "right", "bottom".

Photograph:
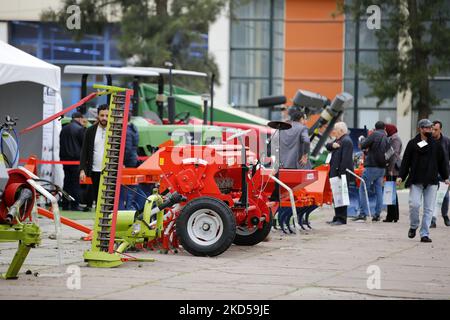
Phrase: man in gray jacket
[
  {"left": 431, "top": 120, "right": 450, "bottom": 227},
  {"left": 278, "top": 109, "right": 311, "bottom": 169}
]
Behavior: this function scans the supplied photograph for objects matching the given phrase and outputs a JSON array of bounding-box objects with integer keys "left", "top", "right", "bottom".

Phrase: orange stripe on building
[{"left": 284, "top": 0, "right": 344, "bottom": 101}]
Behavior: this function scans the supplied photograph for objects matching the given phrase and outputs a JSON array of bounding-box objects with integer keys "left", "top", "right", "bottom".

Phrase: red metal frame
[{"left": 20, "top": 92, "right": 98, "bottom": 134}]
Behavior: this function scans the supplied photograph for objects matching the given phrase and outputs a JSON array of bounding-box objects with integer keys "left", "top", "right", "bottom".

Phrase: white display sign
[
  {"left": 41, "top": 86, "right": 56, "bottom": 182},
  {"left": 330, "top": 174, "right": 350, "bottom": 208}
]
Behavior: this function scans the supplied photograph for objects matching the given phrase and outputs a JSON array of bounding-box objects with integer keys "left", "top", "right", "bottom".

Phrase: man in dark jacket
[
  {"left": 119, "top": 123, "right": 140, "bottom": 210},
  {"left": 60, "top": 112, "right": 85, "bottom": 211},
  {"left": 79, "top": 104, "right": 109, "bottom": 211},
  {"left": 326, "top": 121, "right": 354, "bottom": 225},
  {"left": 430, "top": 120, "right": 450, "bottom": 227},
  {"left": 397, "top": 119, "right": 450, "bottom": 243},
  {"left": 353, "top": 121, "right": 389, "bottom": 222}
]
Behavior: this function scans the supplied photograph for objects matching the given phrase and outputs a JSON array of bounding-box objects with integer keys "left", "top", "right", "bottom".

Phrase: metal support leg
[
  {"left": 346, "top": 169, "right": 372, "bottom": 219},
  {"left": 3, "top": 242, "right": 32, "bottom": 279},
  {"left": 270, "top": 175, "right": 300, "bottom": 237}
]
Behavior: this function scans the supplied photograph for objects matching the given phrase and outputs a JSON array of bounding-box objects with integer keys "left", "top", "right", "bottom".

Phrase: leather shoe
[
  {"left": 420, "top": 236, "right": 432, "bottom": 243},
  {"left": 430, "top": 219, "right": 436, "bottom": 228},
  {"left": 408, "top": 228, "right": 417, "bottom": 239},
  {"left": 372, "top": 216, "right": 380, "bottom": 222},
  {"left": 352, "top": 215, "right": 366, "bottom": 222},
  {"left": 444, "top": 216, "right": 450, "bottom": 227},
  {"left": 330, "top": 221, "right": 346, "bottom": 226}
]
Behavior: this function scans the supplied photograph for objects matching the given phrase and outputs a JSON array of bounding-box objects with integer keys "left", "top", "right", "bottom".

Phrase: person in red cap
[{"left": 384, "top": 124, "right": 402, "bottom": 222}]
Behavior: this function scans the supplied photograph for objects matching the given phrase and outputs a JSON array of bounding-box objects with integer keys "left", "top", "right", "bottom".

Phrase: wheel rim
[
  {"left": 236, "top": 225, "right": 258, "bottom": 236},
  {"left": 187, "top": 209, "right": 224, "bottom": 246}
]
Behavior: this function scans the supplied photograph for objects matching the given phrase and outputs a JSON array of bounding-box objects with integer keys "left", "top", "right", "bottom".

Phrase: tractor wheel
[
  {"left": 176, "top": 197, "right": 236, "bottom": 257},
  {"left": 233, "top": 211, "right": 273, "bottom": 246}
]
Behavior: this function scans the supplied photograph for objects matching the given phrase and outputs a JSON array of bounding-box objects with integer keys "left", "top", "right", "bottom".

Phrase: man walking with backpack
[
  {"left": 397, "top": 119, "right": 449, "bottom": 242},
  {"left": 353, "top": 121, "right": 389, "bottom": 222}
]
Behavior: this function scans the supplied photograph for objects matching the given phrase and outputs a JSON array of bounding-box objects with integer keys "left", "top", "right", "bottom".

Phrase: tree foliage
[
  {"left": 42, "top": 0, "right": 232, "bottom": 92},
  {"left": 341, "top": 0, "right": 450, "bottom": 119}
]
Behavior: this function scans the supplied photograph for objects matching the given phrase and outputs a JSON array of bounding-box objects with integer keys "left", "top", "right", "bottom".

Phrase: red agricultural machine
[{"left": 2, "top": 80, "right": 343, "bottom": 274}]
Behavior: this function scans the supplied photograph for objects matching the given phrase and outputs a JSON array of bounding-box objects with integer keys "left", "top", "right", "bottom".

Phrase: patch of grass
[{"left": 60, "top": 210, "right": 95, "bottom": 220}]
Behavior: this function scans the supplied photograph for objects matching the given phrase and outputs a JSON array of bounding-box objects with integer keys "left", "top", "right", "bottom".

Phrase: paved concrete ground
[{"left": 0, "top": 192, "right": 449, "bottom": 300}]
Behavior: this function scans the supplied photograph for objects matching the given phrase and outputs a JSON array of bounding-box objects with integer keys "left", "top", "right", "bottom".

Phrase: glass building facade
[
  {"left": 229, "top": 0, "right": 285, "bottom": 119},
  {"left": 8, "top": 21, "right": 209, "bottom": 107}
]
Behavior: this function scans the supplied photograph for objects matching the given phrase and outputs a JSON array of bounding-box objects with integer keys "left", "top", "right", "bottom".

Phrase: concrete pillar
[
  {"left": 396, "top": 89, "right": 413, "bottom": 145},
  {"left": 396, "top": 0, "right": 413, "bottom": 144},
  {"left": 0, "top": 22, "right": 8, "bottom": 42},
  {"left": 208, "top": 4, "right": 230, "bottom": 106}
]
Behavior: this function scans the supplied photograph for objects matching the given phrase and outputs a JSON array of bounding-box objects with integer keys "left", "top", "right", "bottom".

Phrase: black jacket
[
  {"left": 435, "top": 134, "right": 450, "bottom": 175},
  {"left": 59, "top": 120, "right": 85, "bottom": 161},
  {"left": 124, "top": 123, "right": 139, "bottom": 168},
  {"left": 79, "top": 124, "right": 99, "bottom": 177},
  {"left": 399, "top": 134, "right": 449, "bottom": 187},
  {"left": 326, "top": 134, "right": 354, "bottom": 181},
  {"left": 360, "top": 129, "right": 388, "bottom": 168}
]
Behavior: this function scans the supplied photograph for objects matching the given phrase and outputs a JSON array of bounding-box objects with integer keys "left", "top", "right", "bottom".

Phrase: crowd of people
[
  {"left": 59, "top": 105, "right": 140, "bottom": 212},
  {"left": 278, "top": 109, "right": 450, "bottom": 243},
  {"left": 60, "top": 104, "right": 450, "bottom": 243}
]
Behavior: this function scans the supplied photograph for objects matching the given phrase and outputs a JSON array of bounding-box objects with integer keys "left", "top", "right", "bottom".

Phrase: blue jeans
[
  {"left": 119, "top": 185, "right": 138, "bottom": 210},
  {"left": 358, "top": 167, "right": 385, "bottom": 217},
  {"left": 409, "top": 184, "right": 438, "bottom": 238}
]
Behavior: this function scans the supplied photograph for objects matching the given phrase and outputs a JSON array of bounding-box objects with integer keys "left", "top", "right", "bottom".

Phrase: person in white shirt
[{"left": 79, "top": 105, "right": 109, "bottom": 211}]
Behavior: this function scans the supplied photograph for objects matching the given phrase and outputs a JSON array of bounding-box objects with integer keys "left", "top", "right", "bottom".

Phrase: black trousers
[
  {"left": 86, "top": 171, "right": 101, "bottom": 209},
  {"left": 62, "top": 165, "right": 81, "bottom": 210},
  {"left": 333, "top": 206, "right": 348, "bottom": 223},
  {"left": 385, "top": 175, "right": 399, "bottom": 221}
]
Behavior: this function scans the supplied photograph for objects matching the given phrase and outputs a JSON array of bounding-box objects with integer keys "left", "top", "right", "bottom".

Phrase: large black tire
[
  {"left": 233, "top": 211, "right": 273, "bottom": 246},
  {"left": 176, "top": 197, "right": 236, "bottom": 257}
]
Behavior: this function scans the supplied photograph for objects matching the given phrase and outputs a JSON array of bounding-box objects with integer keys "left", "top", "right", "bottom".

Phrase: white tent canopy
[
  {"left": 0, "top": 40, "right": 60, "bottom": 90},
  {"left": 0, "top": 40, "right": 63, "bottom": 187}
]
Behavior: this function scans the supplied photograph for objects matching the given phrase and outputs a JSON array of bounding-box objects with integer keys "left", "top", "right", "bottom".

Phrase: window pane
[
  {"left": 274, "top": 0, "right": 285, "bottom": 19},
  {"left": 231, "top": 50, "right": 270, "bottom": 77},
  {"left": 430, "top": 80, "right": 450, "bottom": 107},
  {"left": 48, "top": 43, "right": 104, "bottom": 61},
  {"left": 10, "top": 21, "right": 38, "bottom": 39},
  {"left": 345, "top": 19, "right": 396, "bottom": 50},
  {"left": 272, "top": 49, "right": 284, "bottom": 78},
  {"left": 344, "top": 80, "right": 396, "bottom": 109},
  {"left": 272, "top": 78, "right": 284, "bottom": 96},
  {"left": 230, "top": 79, "right": 270, "bottom": 107},
  {"left": 231, "top": 20, "right": 270, "bottom": 48},
  {"left": 345, "top": 50, "right": 384, "bottom": 79},
  {"left": 233, "top": 0, "right": 271, "bottom": 19},
  {"left": 358, "top": 109, "right": 397, "bottom": 128},
  {"left": 273, "top": 21, "right": 284, "bottom": 49}
]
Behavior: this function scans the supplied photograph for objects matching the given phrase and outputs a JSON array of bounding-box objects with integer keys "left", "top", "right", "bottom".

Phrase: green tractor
[{"left": 63, "top": 65, "right": 270, "bottom": 157}]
